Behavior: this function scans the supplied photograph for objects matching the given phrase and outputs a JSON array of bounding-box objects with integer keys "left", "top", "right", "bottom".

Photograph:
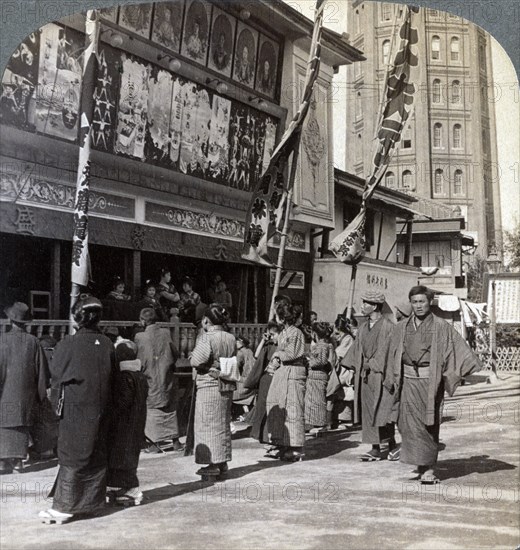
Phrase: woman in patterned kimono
[
  {"left": 266, "top": 303, "right": 307, "bottom": 462},
  {"left": 305, "top": 322, "right": 335, "bottom": 434},
  {"left": 190, "top": 304, "right": 237, "bottom": 477}
]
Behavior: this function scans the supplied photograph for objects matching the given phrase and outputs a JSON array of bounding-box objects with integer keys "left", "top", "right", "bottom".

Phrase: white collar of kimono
[{"left": 119, "top": 359, "right": 141, "bottom": 372}]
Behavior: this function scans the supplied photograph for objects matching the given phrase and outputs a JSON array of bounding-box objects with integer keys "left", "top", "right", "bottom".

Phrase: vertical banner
[
  {"left": 71, "top": 11, "right": 100, "bottom": 288},
  {"left": 241, "top": 0, "right": 326, "bottom": 265},
  {"left": 329, "top": 6, "right": 420, "bottom": 264}
]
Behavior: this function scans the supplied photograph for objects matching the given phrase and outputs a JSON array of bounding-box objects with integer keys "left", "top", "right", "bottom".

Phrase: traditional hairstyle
[
  {"left": 237, "top": 335, "right": 250, "bottom": 348},
  {"left": 312, "top": 321, "right": 333, "bottom": 340},
  {"left": 182, "top": 276, "right": 194, "bottom": 288},
  {"left": 204, "top": 303, "right": 230, "bottom": 326},
  {"left": 115, "top": 340, "right": 138, "bottom": 363},
  {"left": 140, "top": 307, "right": 157, "bottom": 326},
  {"left": 72, "top": 295, "right": 102, "bottom": 329},
  {"left": 267, "top": 320, "right": 282, "bottom": 332},
  {"left": 159, "top": 268, "right": 171, "bottom": 278},
  {"left": 408, "top": 285, "right": 435, "bottom": 302},
  {"left": 143, "top": 279, "right": 156, "bottom": 291},
  {"left": 274, "top": 294, "right": 292, "bottom": 307},
  {"left": 112, "top": 277, "right": 125, "bottom": 290},
  {"left": 275, "top": 302, "right": 296, "bottom": 325},
  {"left": 334, "top": 314, "right": 357, "bottom": 334}
]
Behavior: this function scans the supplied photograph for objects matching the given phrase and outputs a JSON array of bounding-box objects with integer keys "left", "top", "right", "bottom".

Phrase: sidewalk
[{"left": 1, "top": 373, "right": 518, "bottom": 550}]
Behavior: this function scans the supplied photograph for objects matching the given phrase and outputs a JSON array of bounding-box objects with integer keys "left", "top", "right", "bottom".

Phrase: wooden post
[
  {"left": 488, "top": 277, "right": 498, "bottom": 382},
  {"left": 404, "top": 219, "right": 413, "bottom": 264},
  {"left": 253, "top": 267, "right": 258, "bottom": 323},
  {"left": 131, "top": 250, "right": 141, "bottom": 299},
  {"left": 345, "top": 264, "right": 358, "bottom": 320},
  {"left": 51, "top": 241, "right": 61, "bottom": 318},
  {"left": 376, "top": 212, "right": 384, "bottom": 260}
]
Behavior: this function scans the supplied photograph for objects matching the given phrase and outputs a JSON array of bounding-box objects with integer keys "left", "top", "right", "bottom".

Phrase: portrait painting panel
[
  {"left": 97, "top": 7, "right": 118, "bottom": 23},
  {"left": 151, "top": 1, "right": 185, "bottom": 53},
  {"left": 181, "top": 0, "right": 211, "bottom": 65},
  {"left": 207, "top": 7, "right": 235, "bottom": 77},
  {"left": 255, "top": 35, "right": 279, "bottom": 99},
  {"left": 119, "top": 4, "right": 153, "bottom": 39},
  {"left": 35, "top": 24, "right": 83, "bottom": 141},
  {"left": 233, "top": 22, "right": 258, "bottom": 89}
]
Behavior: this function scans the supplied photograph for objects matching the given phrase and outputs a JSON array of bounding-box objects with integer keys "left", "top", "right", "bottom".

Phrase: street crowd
[{"left": 0, "top": 285, "right": 482, "bottom": 524}]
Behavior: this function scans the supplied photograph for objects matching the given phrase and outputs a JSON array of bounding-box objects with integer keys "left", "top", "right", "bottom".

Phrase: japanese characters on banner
[
  {"left": 35, "top": 24, "right": 84, "bottom": 141},
  {"left": 0, "top": 32, "right": 39, "bottom": 130},
  {"left": 146, "top": 67, "right": 174, "bottom": 162}
]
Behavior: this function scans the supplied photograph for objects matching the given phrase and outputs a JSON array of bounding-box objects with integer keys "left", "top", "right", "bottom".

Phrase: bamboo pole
[{"left": 345, "top": 264, "right": 358, "bottom": 321}]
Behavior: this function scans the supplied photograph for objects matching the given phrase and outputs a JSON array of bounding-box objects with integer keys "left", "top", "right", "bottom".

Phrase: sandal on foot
[
  {"left": 115, "top": 488, "right": 143, "bottom": 506},
  {"left": 280, "top": 450, "right": 304, "bottom": 462},
  {"left": 39, "top": 509, "right": 73, "bottom": 524},
  {"left": 387, "top": 446, "right": 401, "bottom": 461},
  {"left": 196, "top": 465, "right": 220, "bottom": 476},
  {"left": 360, "top": 449, "right": 382, "bottom": 462},
  {"left": 419, "top": 474, "right": 440, "bottom": 485}
]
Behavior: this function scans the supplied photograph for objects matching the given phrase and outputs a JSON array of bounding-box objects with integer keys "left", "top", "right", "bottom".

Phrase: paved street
[{"left": 1, "top": 372, "right": 518, "bottom": 550}]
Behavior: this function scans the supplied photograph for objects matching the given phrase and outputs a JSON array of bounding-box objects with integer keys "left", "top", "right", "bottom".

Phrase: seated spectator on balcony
[
  {"left": 0, "top": 302, "right": 49, "bottom": 475},
  {"left": 157, "top": 269, "right": 180, "bottom": 320},
  {"left": 179, "top": 277, "right": 201, "bottom": 324},
  {"left": 138, "top": 281, "right": 167, "bottom": 322},
  {"left": 214, "top": 280, "right": 233, "bottom": 309},
  {"left": 106, "top": 278, "right": 131, "bottom": 301},
  {"left": 134, "top": 308, "right": 183, "bottom": 453}
]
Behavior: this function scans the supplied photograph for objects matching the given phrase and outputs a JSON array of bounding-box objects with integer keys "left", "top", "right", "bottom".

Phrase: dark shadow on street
[{"left": 435, "top": 454, "right": 517, "bottom": 481}]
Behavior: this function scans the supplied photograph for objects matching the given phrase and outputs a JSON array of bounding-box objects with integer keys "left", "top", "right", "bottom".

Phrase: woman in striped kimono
[
  {"left": 305, "top": 322, "right": 334, "bottom": 434},
  {"left": 266, "top": 303, "right": 307, "bottom": 462},
  {"left": 190, "top": 304, "right": 237, "bottom": 477}
]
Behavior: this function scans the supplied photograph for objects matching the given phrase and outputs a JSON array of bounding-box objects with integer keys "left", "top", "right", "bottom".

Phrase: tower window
[
  {"left": 431, "top": 36, "right": 441, "bottom": 60},
  {"left": 433, "top": 123, "right": 442, "bottom": 148},
  {"left": 454, "top": 169, "right": 463, "bottom": 194},
  {"left": 434, "top": 169, "right": 444, "bottom": 194},
  {"left": 450, "top": 37, "right": 460, "bottom": 61},
  {"left": 432, "top": 79, "right": 441, "bottom": 103},
  {"left": 451, "top": 80, "right": 461, "bottom": 103},
  {"left": 385, "top": 171, "right": 395, "bottom": 188},
  {"left": 402, "top": 170, "right": 413, "bottom": 189},
  {"left": 382, "top": 40, "right": 391, "bottom": 65},
  {"left": 453, "top": 124, "right": 462, "bottom": 148},
  {"left": 382, "top": 4, "right": 392, "bottom": 21}
]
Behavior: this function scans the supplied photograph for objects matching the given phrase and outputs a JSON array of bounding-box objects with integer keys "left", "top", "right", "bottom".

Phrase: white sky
[{"left": 283, "top": 0, "right": 520, "bottom": 234}]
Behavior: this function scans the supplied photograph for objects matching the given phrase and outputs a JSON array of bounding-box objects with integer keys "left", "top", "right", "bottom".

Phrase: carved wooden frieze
[{"left": 0, "top": 170, "right": 135, "bottom": 218}]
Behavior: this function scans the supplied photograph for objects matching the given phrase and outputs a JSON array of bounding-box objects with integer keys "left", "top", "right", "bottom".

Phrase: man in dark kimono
[
  {"left": 40, "top": 296, "right": 114, "bottom": 524},
  {"left": 384, "top": 286, "right": 482, "bottom": 484},
  {"left": 0, "top": 302, "right": 49, "bottom": 473},
  {"left": 344, "top": 290, "right": 396, "bottom": 461}
]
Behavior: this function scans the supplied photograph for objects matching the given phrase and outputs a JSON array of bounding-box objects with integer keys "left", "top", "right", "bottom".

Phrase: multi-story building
[{"left": 344, "top": 1, "right": 502, "bottom": 259}]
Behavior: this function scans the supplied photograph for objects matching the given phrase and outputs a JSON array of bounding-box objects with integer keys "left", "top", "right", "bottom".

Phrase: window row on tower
[{"left": 433, "top": 123, "right": 465, "bottom": 149}]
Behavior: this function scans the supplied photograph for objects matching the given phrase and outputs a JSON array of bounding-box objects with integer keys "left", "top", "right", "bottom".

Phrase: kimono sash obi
[{"left": 403, "top": 363, "right": 430, "bottom": 379}]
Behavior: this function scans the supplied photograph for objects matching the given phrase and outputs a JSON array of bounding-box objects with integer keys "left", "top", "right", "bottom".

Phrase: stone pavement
[{"left": 1, "top": 373, "right": 519, "bottom": 550}]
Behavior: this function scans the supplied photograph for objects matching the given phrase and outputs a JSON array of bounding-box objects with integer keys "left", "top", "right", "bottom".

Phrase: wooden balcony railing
[{"left": 0, "top": 320, "right": 267, "bottom": 360}]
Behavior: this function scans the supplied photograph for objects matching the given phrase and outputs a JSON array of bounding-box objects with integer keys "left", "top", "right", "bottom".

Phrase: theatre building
[{"left": 0, "top": 1, "right": 363, "bottom": 321}]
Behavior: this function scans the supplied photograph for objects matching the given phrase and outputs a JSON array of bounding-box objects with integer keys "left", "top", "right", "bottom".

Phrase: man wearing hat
[
  {"left": 0, "top": 302, "right": 49, "bottom": 474},
  {"left": 343, "top": 290, "right": 397, "bottom": 461}
]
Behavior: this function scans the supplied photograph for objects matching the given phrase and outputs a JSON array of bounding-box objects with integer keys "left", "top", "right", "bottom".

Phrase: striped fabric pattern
[
  {"left": 305, "top": 369, "right": 328, "bottom": 427},
  {"left": 266, "top": 365, "right": 306, "bottom": 447},
  {"left": 194, "top": 384, "right": 232, "bottom": 464}
]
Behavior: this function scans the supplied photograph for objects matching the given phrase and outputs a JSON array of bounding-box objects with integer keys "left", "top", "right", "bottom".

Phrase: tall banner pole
[
  {"left": 70, "top": 10, "right": 99, "bottom": 329},
  {"left": 268, "top": 143, "right": 301, "bottom": 320}
]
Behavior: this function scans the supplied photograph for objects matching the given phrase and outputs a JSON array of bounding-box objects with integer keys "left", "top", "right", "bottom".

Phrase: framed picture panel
[
  {"left": 151, "top": 1, "right": 185, "bottom": 53},
  {"left": 181, "top": 0, "right": 211, "bottom": 65},
  {"left": 233, "top": 21, "right": 258, "bottom": 88},
  {"left": 118, "top": 4, "right": 153, "bottom": 39},
  {"left": 255, "top": 35, "right": 280, "bottom": 99},
  {"left": 97, "top": 7, "right": 118, "bottom": 23},
  {"left": 207, "top": 6, "right": 235, "bottom": 77}
]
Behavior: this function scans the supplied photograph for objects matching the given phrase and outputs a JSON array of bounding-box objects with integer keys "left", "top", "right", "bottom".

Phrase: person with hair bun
[
  {"left": 106, "top": 277, "right": 131, "bottom": 301},
  {"left": 266, "top": 302, "right": 307, "bottom": 462},
  {"left": 39, "top": 296, "right": 115, "bottom": 524},
  {"left": 190, "top": 304, "right": 237, "bottom": 478},
  {"left": 305, "top": 322, "right": 335, "bottom": 434},
  {"left": 138, "top": 280, "right": 167, "bottom": 322}
]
